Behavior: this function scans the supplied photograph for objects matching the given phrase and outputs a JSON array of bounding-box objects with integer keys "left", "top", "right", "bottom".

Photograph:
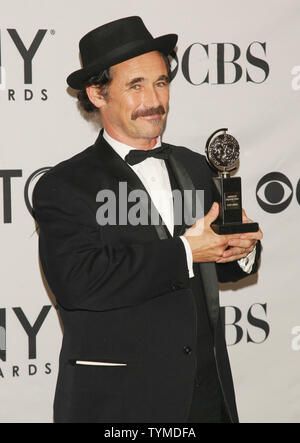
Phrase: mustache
[{"left": 131, "top": 105, "right": 166, "bottom": 121}]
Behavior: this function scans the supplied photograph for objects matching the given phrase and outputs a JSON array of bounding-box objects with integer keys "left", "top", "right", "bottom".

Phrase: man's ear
[{"left": 85, "top": 85, "right": 107, "bottom": 109}]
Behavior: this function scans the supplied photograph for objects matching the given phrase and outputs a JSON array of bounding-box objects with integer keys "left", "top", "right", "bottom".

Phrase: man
[{"left": 33, "top": 16, "right": 262, "bottom": 423}]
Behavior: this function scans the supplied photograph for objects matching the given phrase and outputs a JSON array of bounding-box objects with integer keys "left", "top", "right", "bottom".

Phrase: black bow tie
[{"left": 125, "top": 145, "right": 171, "bottom": 166}]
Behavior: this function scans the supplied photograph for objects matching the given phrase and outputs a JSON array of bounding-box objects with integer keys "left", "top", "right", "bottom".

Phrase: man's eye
[
  {"left": 156, "top": 81, "right": 168, "bottom": 87},
  {"left": 131, "top": 84, "right": 141, "bottom": 90}
]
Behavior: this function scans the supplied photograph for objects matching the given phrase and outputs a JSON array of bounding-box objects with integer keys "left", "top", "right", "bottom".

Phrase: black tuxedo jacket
[{"left": 33, "top": 130, "right": 261, "bottom": 423}]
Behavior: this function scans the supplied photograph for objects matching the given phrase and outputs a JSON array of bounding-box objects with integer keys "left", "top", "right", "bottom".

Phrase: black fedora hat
[{"left": 67, "top": 16, "right": 178, "bottom": 90}]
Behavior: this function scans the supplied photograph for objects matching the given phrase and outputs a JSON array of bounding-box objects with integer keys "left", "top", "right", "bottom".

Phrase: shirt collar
[{"left": 103, "top": 129, "right": 161, "bottom": 163}]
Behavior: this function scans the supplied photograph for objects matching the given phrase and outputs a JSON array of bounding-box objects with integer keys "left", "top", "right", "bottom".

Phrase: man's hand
[
  {"left": 183, "top": 203, "right": 263, "bottom": 264},
  {"left": 215, "top": 208, "right": 263, "bottom": 263}
]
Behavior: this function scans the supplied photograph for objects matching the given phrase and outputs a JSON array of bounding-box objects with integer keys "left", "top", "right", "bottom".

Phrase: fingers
[
  {"left": 221, "top": 235, "right": 257, "bottom": 258},
  {"left": 240, "top": 228, "right": 263, "bottom": 241},
  {"left": 214, "top": 225, "right": 261, "bottom": 264},
  {"left": 242, "top": 208, "right": 252, "bottom": 223},
  {"left": 227, "top": 238, "right": 257, "bottom": 249},
  {"left": 221, "top": 245, "right": 254, "bottom": 258},
  {"left": 241, "top": 209, "right": 264, "bottom": 241},
  {"left": 223, "top": 232, "right": 247, "bottom": 241},
  {"left": 216, "top": 252, "right": 250, "bottom": 263}
]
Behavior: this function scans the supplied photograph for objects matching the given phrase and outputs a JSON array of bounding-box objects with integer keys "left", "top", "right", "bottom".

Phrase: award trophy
[{"left": 205, "top": 128, "right": 259, "bottom": 234}]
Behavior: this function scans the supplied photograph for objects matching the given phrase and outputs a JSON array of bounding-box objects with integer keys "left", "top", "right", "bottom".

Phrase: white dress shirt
[{"left": 103, "top": 130, "right": 255, "bottom": 278}]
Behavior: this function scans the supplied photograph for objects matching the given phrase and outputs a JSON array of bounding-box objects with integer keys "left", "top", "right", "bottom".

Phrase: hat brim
[{"left": 66, "top": 33, "right": 177, "bottom": 90}]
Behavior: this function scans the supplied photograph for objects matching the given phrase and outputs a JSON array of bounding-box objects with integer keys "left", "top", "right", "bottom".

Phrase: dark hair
[
  {"left": 77, "top": 69, "right": 112, "bottom": 113},
  {"left": 77, "top": 52, "right": 172, "bottom": 113}
]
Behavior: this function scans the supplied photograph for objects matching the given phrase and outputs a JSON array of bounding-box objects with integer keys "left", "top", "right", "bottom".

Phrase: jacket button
[{"left": 183, "top": 346, "right": 192, "bottom": 355}]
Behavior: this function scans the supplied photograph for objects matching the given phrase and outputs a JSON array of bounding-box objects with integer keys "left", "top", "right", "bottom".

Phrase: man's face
[{"left": 99, "top": 51, "right": 170, "bottom": 146}]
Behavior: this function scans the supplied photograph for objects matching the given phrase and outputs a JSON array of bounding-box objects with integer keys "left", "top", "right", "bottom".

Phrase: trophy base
[{"left": 211, "top": 222, "right": 259, "bottom": 235}]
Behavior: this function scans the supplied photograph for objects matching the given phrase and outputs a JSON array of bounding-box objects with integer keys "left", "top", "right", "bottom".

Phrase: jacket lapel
[
  {"left": 95, "top": 131, "right": 170, "bottom": 241},
  {"left": 166, "top": 145, "right": 220, "bottom": 334}
]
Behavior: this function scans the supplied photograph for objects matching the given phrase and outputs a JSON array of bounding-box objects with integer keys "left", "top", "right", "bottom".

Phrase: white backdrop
[{"left": 1, "top": 0, "right": 299, "bottom": 423}]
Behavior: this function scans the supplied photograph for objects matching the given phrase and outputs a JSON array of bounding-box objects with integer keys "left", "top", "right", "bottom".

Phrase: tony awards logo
[{"left": 205, "top": 128, "right": 259, "bottom": 234}]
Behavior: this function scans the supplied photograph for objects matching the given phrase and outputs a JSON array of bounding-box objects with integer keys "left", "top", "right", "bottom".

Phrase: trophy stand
[{"left": 206, "top": 128, "right": 259, "bottom": 235}]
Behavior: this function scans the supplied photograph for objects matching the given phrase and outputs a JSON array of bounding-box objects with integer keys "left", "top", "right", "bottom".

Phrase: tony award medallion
[{"left": 205, "top": 128, "right": 259, "bottom": 234}]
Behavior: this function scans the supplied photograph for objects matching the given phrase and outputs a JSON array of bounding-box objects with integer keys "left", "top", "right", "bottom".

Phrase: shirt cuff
[
  {"left": 179, "top": 236, "right": 194, "bottom": 278},
  {"left": 237, "top": 246, "right": 256, "bottom": 274}
]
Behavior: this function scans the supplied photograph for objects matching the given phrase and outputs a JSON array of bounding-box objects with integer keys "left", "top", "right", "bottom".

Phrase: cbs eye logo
[{"left": 256, "top": 172, "right": 300, "bottom": 213}]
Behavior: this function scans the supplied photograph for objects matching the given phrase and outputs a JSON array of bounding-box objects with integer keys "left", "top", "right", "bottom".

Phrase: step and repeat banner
[{"left": 1, "top": 0, "right": 299, "bottom": 423}]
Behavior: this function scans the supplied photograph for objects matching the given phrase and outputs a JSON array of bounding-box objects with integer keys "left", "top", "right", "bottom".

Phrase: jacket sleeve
[{"left": 32, "top": 172, "right": 190, "bottom": 312}]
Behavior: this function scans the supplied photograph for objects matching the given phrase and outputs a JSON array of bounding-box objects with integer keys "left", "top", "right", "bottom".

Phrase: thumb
[
  {"left": 205, "top": 202, "right": 219, "bottom": 223},
  {"left": 242, "top": 208, "right": 252, "bottom": 223}
]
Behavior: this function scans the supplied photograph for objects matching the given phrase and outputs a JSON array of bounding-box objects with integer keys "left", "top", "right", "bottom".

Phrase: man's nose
[{"left": 143, "top": 86, "right": 161, "bottom": 108}]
